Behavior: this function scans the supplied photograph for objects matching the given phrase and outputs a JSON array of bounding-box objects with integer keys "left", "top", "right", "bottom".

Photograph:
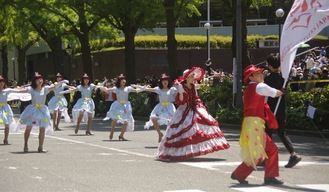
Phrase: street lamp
[
  {"left": 66, "top": 44, "right": 73, "bottom": 81},
  {"left": 276, "top": 8, "right": 285, "bottom": 50},
  {"left": 204, "top": 0, "right": 211, "bottom": 67},
  {"left": 11, "top": 57, "right": 16, "bottom": 80}
]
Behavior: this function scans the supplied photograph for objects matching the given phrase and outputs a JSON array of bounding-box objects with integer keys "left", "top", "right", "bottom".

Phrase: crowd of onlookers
[{"left": 289, "top": 46, "right": 329, "bottom": 92}]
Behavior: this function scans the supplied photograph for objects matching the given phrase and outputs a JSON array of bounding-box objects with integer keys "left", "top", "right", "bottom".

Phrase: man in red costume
[{"left": 231, "top": 64, "right": 284, "bottom": 185}]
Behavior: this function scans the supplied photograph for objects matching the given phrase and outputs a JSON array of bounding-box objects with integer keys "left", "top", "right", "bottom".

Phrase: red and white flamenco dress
[{"left": 155, "top": 83, "right": 230, "bottom": 161}]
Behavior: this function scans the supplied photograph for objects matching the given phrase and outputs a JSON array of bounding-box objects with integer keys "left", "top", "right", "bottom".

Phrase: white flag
[
  {"left": 306, "top": 105, "right": 316, "bottom": 119},
  {"left": 280, "top": 0, "right": 329, "bottom": 80}
]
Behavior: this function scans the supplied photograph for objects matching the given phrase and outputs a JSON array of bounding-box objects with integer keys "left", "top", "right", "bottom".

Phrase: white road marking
[
  {"left": 298, "top": 184, "right": 329, "bottom": 191},
  {"left": 231, "top": 184, "right": 329, "bottom": 192},
  {"left": 181, "top": 161, "right": 329, "bottom": 171},
  {"left": 163, "top": 190, "right": 205, "bottom": 192},
  {"left": 231, "top": 186, "right": 287, "bottom": 192}
]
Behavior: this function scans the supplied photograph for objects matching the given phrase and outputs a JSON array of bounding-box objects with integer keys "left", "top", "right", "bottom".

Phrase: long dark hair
[
  {"left": 81, "top": 74, "right": 91, "bottom": 86},
  {"left": 31, "top": 75, "right": 45, "bottom": 89},
  {"left": 115, "top": 75, "right": 126, "bottom": 88},
  {"left": 0, "top": 77, "right": 7, "bottom": 89},
  {"left": 158, "top": 77, "right": 171, "bottom": 89}
]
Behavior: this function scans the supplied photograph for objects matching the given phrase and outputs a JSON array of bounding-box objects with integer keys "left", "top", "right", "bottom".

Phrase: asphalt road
[{"left": 1, "top": 114, "right": 329, "bottom": 192}]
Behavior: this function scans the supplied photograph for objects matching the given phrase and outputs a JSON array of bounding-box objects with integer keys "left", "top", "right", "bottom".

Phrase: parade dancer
[
  {"left": 70, "top": 74, "right": 98, "bottom": 135},
  {"left": 143, "top": 74, "right": 177, "bottom": 143},
  {"left": 16, "top": 73, "right": 55, "bottom": 153},
  {"left": 155, "top": 67, "right": 230, "bottom": 161},
  {"left": 101, "top": 74, "right": 141, "bottom": 141},
  {"left": 0, "top": 76, "right": 19, "bottom": 145},
  {"left": 48, "top": 73, "right": 71, "bottom": 131},
  {"left": 231, "top": 64, "right": 284, "bottom": 185}
]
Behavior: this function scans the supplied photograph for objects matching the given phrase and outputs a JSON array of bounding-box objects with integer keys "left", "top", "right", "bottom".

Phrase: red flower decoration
[
  {"left": 156, "top": 114, "right": 159, "bottom": 116},
  {"left": 124, "top": 110, "right": 126, "bottom": 113},
  {"left": 32, "top": 121, "right": 36, "bottom": 124},
  {"left": 255, "top": 127, "right": 259, "bottom": 132}
]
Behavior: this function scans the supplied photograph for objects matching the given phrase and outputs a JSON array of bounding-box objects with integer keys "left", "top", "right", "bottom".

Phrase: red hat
[
  {"left": 175, "top": 67, "right": 204, "bottom": 83},
  {"left": 82, "top": 73, "right": 89, "bottom": 79},
  {"left": 117, "top": 74, "right": 126, "bottom": 79},
  {"left": 243, "top": 64, "right": 264, "bottom": 84},
  {"left": 56, "top": 73, "right": 63, "bottom": 78},
  {"left": 160, "top": 73, "right": 170, "bottom": 80},
  {"left": 34, "top": 72, "right": 43, "bottom": 79}
]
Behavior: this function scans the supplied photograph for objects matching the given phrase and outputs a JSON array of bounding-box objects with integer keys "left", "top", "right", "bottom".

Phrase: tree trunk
[
  {"left": 164, "top": 0, "right": 178, "bottom": 79},
  {"left": 16, "top": 45, "right": 31, "bottom": 84},
  {"left": 77, "top": 31, "right": 93, "bottom": 80},
  {"left": 0, "top": 45, "right": 9, "bottom": 81},
  {"left": 123, "top": 29, "right": 137, "bottom": 84},
  {"left": 47, "top": 36, "right": 64, "bottom": 75}
]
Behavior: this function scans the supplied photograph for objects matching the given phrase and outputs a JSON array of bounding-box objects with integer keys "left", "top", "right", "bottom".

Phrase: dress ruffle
[
  {"left": 103, "top": 100, "right": 134, "bottom": 131},
  {"left": 48, "top": 96, "right": 68, "bottom": 112},
  {"left": 72, "top": 98, "right": 95, "bottom": 123},
  {"left": 0, "top": 104, "right": 17, "bottom": 132},
  {"left": 144, "top": 103, "right": 175, "bottom": 129},
  {"left": 155, "top": 103, "right": 229, "bottom": 161},
  {"left": 15, "top": 104, "right": 53, "bottom": 135}
]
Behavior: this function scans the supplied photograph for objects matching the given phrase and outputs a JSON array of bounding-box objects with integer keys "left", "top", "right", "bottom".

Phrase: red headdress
[
  {"left": 117, "top": 74, "right": 126, "bottom": 79},
  {"left": 174, "top": 67, "right": 204, "bottom": 84},
  {"left": 243, "top": 64, "right": 264, "bottom": 84},
  {"left": 82, "top": 73, "right": 89, "bottom": 79},
  {"left": 56, "top": 73, "right": 63, "bottom": 78},
  {"left": 160, "top": 73, "right": 170, "bottom": 80}
]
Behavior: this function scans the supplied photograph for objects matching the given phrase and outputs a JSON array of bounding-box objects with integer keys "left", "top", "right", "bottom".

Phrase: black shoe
[
  {"left": 285, "top": 155, "right": 302, "bottom": 168},
  {"left": 258, "top": 160, "right": 265, "bottom": 167},
  {"left": 264, "top": 177, "right": 284, "bottom": 185},
  {"left": 231, "top": 173, "right": 248, "bottom": 184}
]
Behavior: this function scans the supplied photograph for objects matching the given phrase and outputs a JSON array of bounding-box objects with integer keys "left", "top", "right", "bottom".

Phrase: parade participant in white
[
  {"left": 142, "top": 74, "right": 177, "bottom": 143},
  {"left": 16, "top": 73, "right": 56, "bottom": 153},
  {"left": 47, "top": 73, "right": 71, "bottom": 131},
  {"left": 101, "top": 74, "right": 142, "bottom": 141},
  {"left": 0, "top": 76, "right": 19, "bottom": 145},
  {"left": 69, "top": 74, "right": 99, "bottom": 135}
]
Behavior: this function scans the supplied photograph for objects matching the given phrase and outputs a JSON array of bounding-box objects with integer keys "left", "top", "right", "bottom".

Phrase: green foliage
[
  {"left": 198, "top": 77, "right": 243, "bottom": 124},
  {"left": 129, "top": 92, "right": 153, "bottom": 116},
  {"left": 87, "top": 34, "right": 329, "bottom": 52},
  {"left": 286, "top": 85, "right": 329, "bottom": 130}
]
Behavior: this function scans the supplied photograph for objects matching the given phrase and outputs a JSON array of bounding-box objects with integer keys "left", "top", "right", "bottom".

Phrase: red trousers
[{"left": 233, "top": 134, "right": 279, "bottom": 179}]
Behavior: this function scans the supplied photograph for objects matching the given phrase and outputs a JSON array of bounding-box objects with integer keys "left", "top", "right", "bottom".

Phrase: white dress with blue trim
[
  {"left": 144, "top": 87, "right": 176, "bottom": 129},
  {"left": 0, "top": 88, "right": 17, "bottom": 132},
  {"left": 17, "top": 86, "right": 53, "bottom": 135},
  {"left": 48, "top": 82, "right": 71, "bottom": 122},
  {"left": 103, "top": 86, "right": 134, "bottom": 131},
  {"left": 72, "top": 84, "right": 95, "bottom": 123},
  {"left": 48, "top": 82, "right": 68, "bottom": 112}
]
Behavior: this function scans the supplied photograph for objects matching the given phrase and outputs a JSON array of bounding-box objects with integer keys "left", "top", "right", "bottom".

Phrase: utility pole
[{"left": 235, "top": 0, "right": 243, "bottom": 108}]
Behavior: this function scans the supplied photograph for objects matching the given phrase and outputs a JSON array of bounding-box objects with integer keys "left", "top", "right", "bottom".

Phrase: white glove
[
  {"left": 136, "top": 86, "right": 146, "bottom": 93},
  {"left": 59, "top": 89, "right": 72, "bottom": 95},
  {"left": 177, "top": 84, "right": 185, "bottom": 93}
]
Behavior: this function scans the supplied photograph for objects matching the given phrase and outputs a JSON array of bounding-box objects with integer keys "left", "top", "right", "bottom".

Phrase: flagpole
[{"left": 274, "top": 79, "right": 287, "bottom": 115}]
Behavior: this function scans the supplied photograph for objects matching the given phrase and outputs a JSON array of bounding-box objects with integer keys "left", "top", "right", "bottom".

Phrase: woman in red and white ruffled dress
[{"left": 155, "top": 67, "right": 230, "bottom": 161}]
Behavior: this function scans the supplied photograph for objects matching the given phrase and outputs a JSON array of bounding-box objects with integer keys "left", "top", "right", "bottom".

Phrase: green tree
[
  {"left": 30, "top": 0, "right": 106, "bottom": 80},
  {"left": 95, "top": 0, "right": 162, "bottom": 83},
  {"left": 163, "top": 0, "right": 204, "bottom": 79},
  {"left": 0, "top": 3, "right": 39, "bottom": 83}
]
